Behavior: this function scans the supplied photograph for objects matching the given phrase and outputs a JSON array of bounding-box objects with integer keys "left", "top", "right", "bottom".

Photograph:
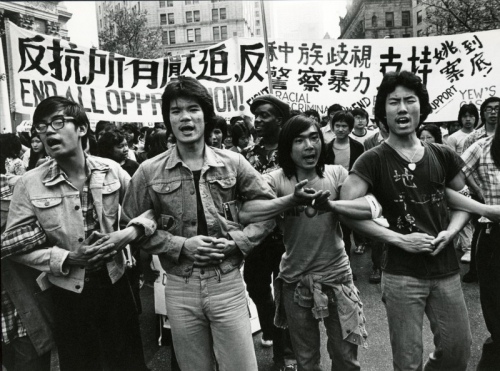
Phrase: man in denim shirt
[
  {"left": 121, "top": 77, "right": 276, "bottom": 371},
  {"left": 1, "top": 97, "right": 155, "bottom": 371}
]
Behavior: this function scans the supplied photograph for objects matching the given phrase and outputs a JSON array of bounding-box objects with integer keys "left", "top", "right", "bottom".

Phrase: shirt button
[
  {"left": 166, "top": 187, "right": 170, "bottom": 191},
  {"left": 78, "top": 237, "right": 84, "bottom": 242},
  {"left": 190, "top": 189, "right": 195, "bottom": 195},
  {"left": 75, "top": 205, "right": 80, "bottom": 210},
  {"left": 44, "top": 201, "right": 49, "bottom": 206},
  {"left": 84, "top": 278, "right": 89, "bottom": 282},
  {"left": 75, "top": 285, "right": 81, "bottom": 290}
]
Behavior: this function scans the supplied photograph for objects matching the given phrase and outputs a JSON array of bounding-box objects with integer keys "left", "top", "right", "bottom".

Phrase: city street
[{"left": 139, "top": 247, "right": 486, "bottom": 371}]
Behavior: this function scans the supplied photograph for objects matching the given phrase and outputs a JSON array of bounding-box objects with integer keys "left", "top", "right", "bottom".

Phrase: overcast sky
[{"left": 64, "top": 0, "right": 348, "bottom": 48}]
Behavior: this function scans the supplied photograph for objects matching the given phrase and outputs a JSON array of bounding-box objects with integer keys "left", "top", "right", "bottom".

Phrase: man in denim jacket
[
  {"left": 1, "top": 97, "right": 156, "bottom": 371},
  {"left": 121, "top": 77, "right": 276, "bottom": 371}
]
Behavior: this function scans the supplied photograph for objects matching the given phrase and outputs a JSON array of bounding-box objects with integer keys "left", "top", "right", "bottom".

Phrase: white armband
[{"left": 364, "top": 194, "right": 382, "bottom": 219}]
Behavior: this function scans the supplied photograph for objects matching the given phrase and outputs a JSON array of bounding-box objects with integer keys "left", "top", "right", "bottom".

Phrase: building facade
[
  {"left": 95, "top": 0, "right": 272, "bottom": 55},
  {"left": 339, "top": 0, "right": 413, "bottom": 39}
]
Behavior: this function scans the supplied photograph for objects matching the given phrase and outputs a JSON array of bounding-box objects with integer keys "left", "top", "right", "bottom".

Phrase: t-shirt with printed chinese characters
[
  {"left": 264, "top": 165, "right": 351, "bottom": 283},
  {"left": 351, "top": 142, "right": 464, "bottom": 278}
]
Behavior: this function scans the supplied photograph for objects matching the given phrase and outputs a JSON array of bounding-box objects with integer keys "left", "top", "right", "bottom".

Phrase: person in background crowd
[
  {"left": 154, "top": 122, "right": 167, "bottom": 130},
  {"left": 343, "top": 71, "right": 480, "bottom": 371},
  {"left": 442, "top": 120, "right": 461, "bottom": 144},
  {"left": 1, "top": 96, "right": 155, "bottom": 371},
  {"left": 461, "top": 112, "right": 500, "bottom": 370},
  {"left": 446, "top": 104, "right": 479, "bottom": 264},
  {"left": 0, "top": 133, "right": 26, "bottom": 176},
  {"left": 229, "top": 122, "right": 251, "bottom": 153},
  {"left": 147, "top": 129, "right": 170, "bottom": 159},
  {"left": 289, "top": 109, "right": 302, "bottom": 118},
  {"left": 243, "top": 94, "right": 298, "bottom": 371},
  {"left": 97, "top": 129, "right": 140, "bottom": 177},
  {"left": 240, "top": 115, "right": 370, "bottom": 371},
  {"left": 95, "top": 120, "right": 115, "bottom": 140},
  {"left": 324, "top": 111, "right": 364, "bottom": 278},
  {"left": 462, "top": 96, "right": 500, "bottom": 283},
  {"left": 23, "top": 130, "right": 50, "bottom": 171},
  {"left": 208, "top": 116, "right": 228, "bottom": 149},
  {"left": 320, "top": 115, "right": 330, "bottom": 128},
  {"left": 448, "top": 104, "right": 479, "bottom": 155},
  {"left": 417, "top": 123, "right": 443, "bottom": 144},
  {"left": 349, "top": 108, "right": 370, "bottom": 145},
  {"left": 135, "top": 127, "right": 155, "bottom": 164},
  {"left": 304, "top": 109, "right": 320, "bottom": 123},
  {"left": 121, "top": 123, "right": 139, "bottom": 161},
  {"left": 364, "top": 117, "right": 390, "bottom": 151},
  {"left": 321, "top": 103, "right": 343, "bottom": 143},
  {"left": 121, "top": 76, "right": 276, "bottom": 371}
]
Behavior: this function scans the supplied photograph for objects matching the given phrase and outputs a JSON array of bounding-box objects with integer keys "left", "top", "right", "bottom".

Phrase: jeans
[
  {"left": 381, "top": 272, "right": 471, "bottom": 371},
  {"left": 166, "top": 267, "right": 258, "bottom": 371},
  {"left": 476, "top": 224, "right": 500, "bottom": 371},
  {"left": 282, "top": 281, "right": 360, "bottom": 371},
  {"left": 2, "top": 336, "right": 51, "bottom": 371},
  {"left": 52, "top": 271, "right": 148, "bottom": 371},
  {"left": 244, "top": 238, "right": 296, "bottom": 366}
]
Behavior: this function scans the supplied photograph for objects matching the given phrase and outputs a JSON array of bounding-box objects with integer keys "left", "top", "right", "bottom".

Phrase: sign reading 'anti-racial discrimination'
[{"left": 6, "top": 20, "right": 500, "bottom": 123}]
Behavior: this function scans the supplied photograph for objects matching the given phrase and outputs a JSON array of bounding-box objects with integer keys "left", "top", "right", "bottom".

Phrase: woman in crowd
[
  {"left": 22, "top": 130, "right": 49, "bottom": 171},
  {"left": 0, "top": 133, "right": 26, "bottom": 176},
  {"left": 229, "top": 122, "right": 251, "bottom": 153},
  {"left": 418, "top": 124, "right": 443, "bottom": 144},
  {"left": 147, "top": 129, "right": 170, "bottom": 159},
  {"left": 121, "top": 123, "right": 139, "bottom": 161},
  {"left": 97, "top": 129, "right": 139, "bottom": 177},
  {"left": 208, "top": 116, "right": 228, "bottom": 149}
]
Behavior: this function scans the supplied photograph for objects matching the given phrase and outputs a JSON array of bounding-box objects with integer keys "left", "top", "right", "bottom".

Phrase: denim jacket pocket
[
  {"left": 102, "top": 180, "right": 121, "bottom": 217},
  {"left": 152, "top": 181, "right": 182, "bottom": 214},
  {"left": 207, "top": 177, "right": 236, "bottom": 212},
  {"left": 31, "top": 196, "right": 62, "bottom": 231}
]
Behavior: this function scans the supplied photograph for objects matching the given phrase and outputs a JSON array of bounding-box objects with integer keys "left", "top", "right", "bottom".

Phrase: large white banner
[{"left": 6, "top": 20, "right": 500, "bottom": 122}]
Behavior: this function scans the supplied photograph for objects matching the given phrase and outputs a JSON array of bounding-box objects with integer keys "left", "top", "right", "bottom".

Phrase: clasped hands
[
  {"left": 292, "top": 179, "right": 332, "bottom": 211},
  {"left": 182, "top": 236, "right": 236, "bottom": 266}
]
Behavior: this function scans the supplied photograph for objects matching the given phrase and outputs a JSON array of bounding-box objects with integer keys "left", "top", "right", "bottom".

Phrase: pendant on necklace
[{"left": 408, "top": 163, "right": 416, "bottom": 171}]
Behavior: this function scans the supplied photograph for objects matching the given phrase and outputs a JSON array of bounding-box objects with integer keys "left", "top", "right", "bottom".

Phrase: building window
[
  {"left": 98, "top": 5, "right": 101, "bottom": 14},
  {"left": 212, "top": 9, "right": 218, "bottom": 21},
  {"left": 159, "top": 1, "right": 165, "bottom": 8},
  {"left": 256, "top": 20, "right": 260, "bottom": 26},
  {"left": 221, "top": 25, "right": 227, "bottom": 39},
  {"left": 162, "top": 30, "right": 169, "bottom": 44},
  {"left": 194, "top": 0, "right": 200, "bottom": 3},
  {"left": 403, "top": 33, "right": 411, "bottom": 37},
  {"left": 371, "top": 15, "right": 377, "bottom": 27},
  {"left": 220, "top": 8, "right": 226, "bottom": 20},
  {"left": 385, "top": 12, "right": 394, "bottom": 27},
  {"left": 195, "top": 28, "right": 201, "bottom": 42},
  {"left": 169, "top": 30, "right": 176, "bottom": 44},
  {"left": 168, "top": 13, "right": 174, "bottom": 24},
  {"left": 194, "top": 10, "right": 200, "bottom": 22},
  {"left": 417, "top": 29, "right": 423, "bottom": 37},
  {"left": 185, "top": 0, "right": 192, "bottom": 4},
  {"left": 417, "top": 10, "right": 422, "bottom": 24},
  {"left": 213, "top": 26, "right": 220, "bottom": 40},
  {"left": 186, "top": 11, "right": 193, "bottom": 23},
  {"left": 100, "top": 19, "right": 102, "bottom": 28},
  {"left": 255, "top": 10, "right": 259, "bottom": 17},
  {"left": 256, "top": 29, "right": 260, "bottom": 36},
  {"left": 167, "top": 1, "right": 174, "bottom": 7},
  {"left": 255, "top": 1, "right": 259, "bottom": 8},
  {"left": 387, "top": 34, "right": 395, "bottom": 38},
  {"left": 402, "top": 11, "right": 410, "bottom": 27},
  {"left": 160, "top": 14, "right": 167, "bottom": 25},
  {"left": 187, "top": 29, "right": 194, "bottom": 42}
]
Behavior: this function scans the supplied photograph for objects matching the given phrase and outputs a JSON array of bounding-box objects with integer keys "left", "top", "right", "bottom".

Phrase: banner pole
[
  {"left": 259, "top": 0, "right": 273, "bottom": 95},
  {"left": 0, "top": 34, "right": 13, "bottom": 133}
]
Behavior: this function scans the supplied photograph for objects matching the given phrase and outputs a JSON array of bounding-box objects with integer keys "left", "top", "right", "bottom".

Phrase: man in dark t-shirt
[{"left": 341, "top": 71, "right": 473, "bottom": 371}]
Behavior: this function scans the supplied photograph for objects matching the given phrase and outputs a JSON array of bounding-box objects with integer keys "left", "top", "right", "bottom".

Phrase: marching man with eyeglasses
[{"left": 1, "top": 96, "right": 156, "bottom": 371}]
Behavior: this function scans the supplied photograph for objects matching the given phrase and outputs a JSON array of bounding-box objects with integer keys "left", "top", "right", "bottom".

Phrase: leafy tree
[
  {"left": 98, "top": 4, "right": 164, "bottom": 59},
  {"left": 422, "top": 0, "right": 500, "bottom": 35}
]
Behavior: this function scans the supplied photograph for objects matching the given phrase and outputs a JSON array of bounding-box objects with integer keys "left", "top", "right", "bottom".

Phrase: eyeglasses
[
  {"left": 484, "top": 107, "right": 499, "bottom": 113},
  {"left": 34, "top": 116, "right": 75, "bottom": 133}
]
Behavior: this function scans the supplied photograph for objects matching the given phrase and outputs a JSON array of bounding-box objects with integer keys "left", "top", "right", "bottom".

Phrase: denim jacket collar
[
  {"left": 42, "top": 155, "right": 110, "bottom": 187},
  {"left": 165, "top": 144, "right": 226, "bottom": 171}
]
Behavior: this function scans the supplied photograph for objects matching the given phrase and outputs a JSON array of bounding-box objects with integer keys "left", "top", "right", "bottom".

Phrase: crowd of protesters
[{"left": 1, "top": 71, "right": 500, "bottom": 371}]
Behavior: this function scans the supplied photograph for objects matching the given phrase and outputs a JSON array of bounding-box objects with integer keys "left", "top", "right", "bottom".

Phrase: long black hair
[{"left": 27, "top": 130, "right": 48, "bottom": 171}]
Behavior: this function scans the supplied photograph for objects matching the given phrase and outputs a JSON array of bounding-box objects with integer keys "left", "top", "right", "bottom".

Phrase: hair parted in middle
[
  {"left": 374, "top": 70, "right": 432, "bottom": 132},
  {"left": 457, "top": 103, "right": 479, "bottom": 128},
  {"left": 278, "top": 115, "right": 326, "bottom": 179},
  {"left": 331, "top": 110, "right": 355, "bottom": 131},
  {"left": 161, "top": 76, "right": 216, "bottom": 142}
]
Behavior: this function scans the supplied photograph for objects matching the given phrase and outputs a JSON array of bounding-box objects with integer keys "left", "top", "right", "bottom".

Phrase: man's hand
[
  {"left": 292, "top": 180, "right": 330, "bottom": 205},
  {"left": 430, "top": 230, "right": 455, "bottom": 256},
  {"left": 393, "top": 232, "right": 435, "bottom": 254},
  {"left": 182, "top": 236, "right": 224, "bottom": 266},
  {"left": 211, "top": 238, "right": 237, "bottom": 257},
  {"left": 311, "top": 195, "right": 333, "bottom": 212},
  {"left": 66, "top": 232, "right": 116, "bottom": 267},
  {"left": 87, "top": 226, "right": 143, "bottom": 265}
]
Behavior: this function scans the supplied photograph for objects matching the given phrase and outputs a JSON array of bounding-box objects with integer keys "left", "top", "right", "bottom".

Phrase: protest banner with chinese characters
[{"left": 6, "top": 20, "right": 500, "bottom": 123}]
